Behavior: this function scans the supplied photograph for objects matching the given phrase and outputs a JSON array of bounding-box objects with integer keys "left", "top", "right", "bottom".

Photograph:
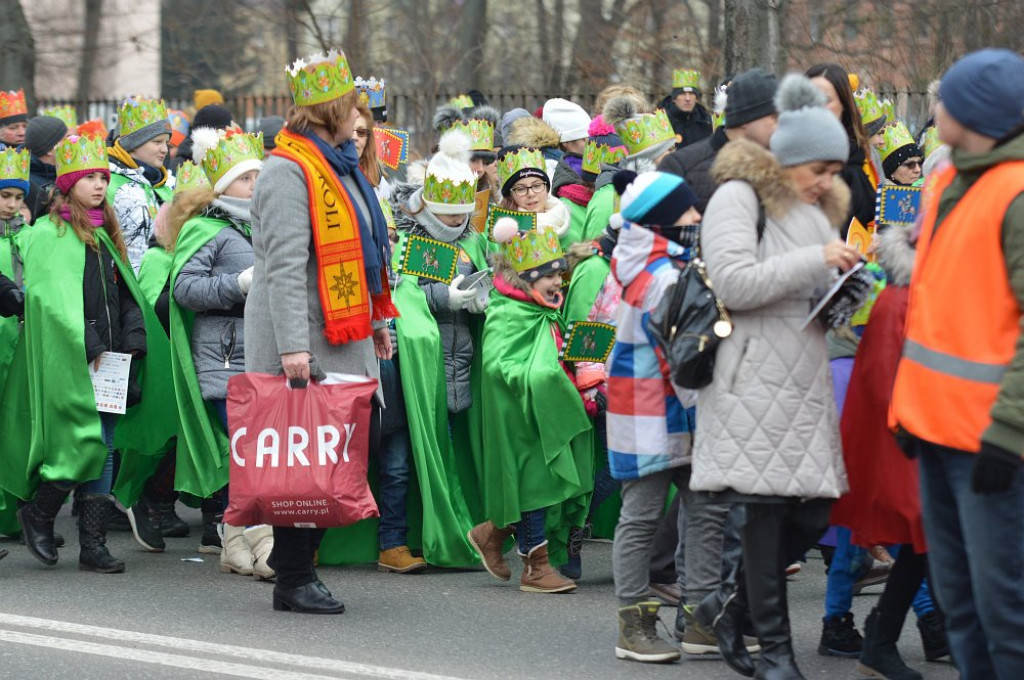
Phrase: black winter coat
[
  {"left": 841, "top": 139, "right": 877, "bottom": 239},
  {"left": 0, "top": 271, "right": 22, "bottom": 317},
  {"left": 660, "top": 96, "right": 713, "bottom": 149},
  {"left": 658, "top": 127, "right": 729, "bottom": 213},
  {"left": 27, "top": 156, "right": 58, "bottom": 223},
  {"left": 83, "top": 243, "right": 147, "bottom": 363}
]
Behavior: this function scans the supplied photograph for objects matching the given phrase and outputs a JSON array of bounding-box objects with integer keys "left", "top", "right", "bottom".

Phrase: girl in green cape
[
  {"left": 15, "top": 135, "right": 147, "bottom": 574},
  {"left": 165, "top": 127, "right": 273, "bottom": 580},
  {"left": 468, "top": 149, "right": 595, "bottom": 594}
]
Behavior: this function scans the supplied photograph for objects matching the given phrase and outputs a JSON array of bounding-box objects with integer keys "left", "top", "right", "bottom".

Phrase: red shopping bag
[{"left": 223, "top": 373, "right": 380, "bottom": 528}]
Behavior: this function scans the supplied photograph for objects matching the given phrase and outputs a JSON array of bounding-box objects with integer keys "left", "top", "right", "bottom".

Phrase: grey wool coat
[
  {"left": 690, "top": 139, "right": 851, "bottom": 500},
  {"left": 244, "top": 154, "right": 381, "bottom": 396}
]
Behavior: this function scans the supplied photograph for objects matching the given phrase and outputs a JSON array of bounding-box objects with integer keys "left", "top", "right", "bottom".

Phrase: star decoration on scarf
[{"left": 329, "top": 270, "right": 357, "bottom": 303}]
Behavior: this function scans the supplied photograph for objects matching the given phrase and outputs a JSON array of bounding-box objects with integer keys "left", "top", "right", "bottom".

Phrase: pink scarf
[{"left": 60, "top": 206, "right": 106, "bottom": 227}]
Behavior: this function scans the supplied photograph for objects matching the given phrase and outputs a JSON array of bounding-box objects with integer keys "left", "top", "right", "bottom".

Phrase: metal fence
[{"left": 39, "top": 90, "right": 932, "bottom": 159}]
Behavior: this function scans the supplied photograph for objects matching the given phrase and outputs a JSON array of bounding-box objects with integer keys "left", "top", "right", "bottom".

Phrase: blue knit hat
[
  {"left": 613, "top": 170, "right": 698, "bottom": 226},
  {"left": 940, "top": 49, "right": 1024, "bottom": 140}
]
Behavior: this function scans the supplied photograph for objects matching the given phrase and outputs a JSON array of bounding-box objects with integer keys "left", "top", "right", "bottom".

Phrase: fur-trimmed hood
[
  {"left": 507, "top": 116, "right": 561, "bottom": 150},
  {"left": 491, "top": 252, "right": 533, "bottom": 295},
  {"left": 710, "top": 139, "right": 851, "bottom": 229},
  {"left": 875, "top": 224, "right": 916, "bottom": 287},
  {"left": 389, "top": 178, "right": 473, "bottom": 243}
]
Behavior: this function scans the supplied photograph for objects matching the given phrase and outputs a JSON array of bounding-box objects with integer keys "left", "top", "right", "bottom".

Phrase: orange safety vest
[{"left": 890, "top": 161, "right": 1024, "bottom": 452}]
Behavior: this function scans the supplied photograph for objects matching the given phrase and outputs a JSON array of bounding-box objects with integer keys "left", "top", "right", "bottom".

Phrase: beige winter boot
[
  {"left": 219, "top": 524, "right": 254, "bottom": 576},
  {"left": 519, "top": 541, "right": 577, "bottom": 594},
  {"left": 244, "top": 525, "right": 275, "bottom": 581}
]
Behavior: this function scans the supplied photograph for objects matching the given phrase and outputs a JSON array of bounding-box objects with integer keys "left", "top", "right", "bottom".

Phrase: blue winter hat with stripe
[{"left": 613, "top": 170, "right": 699, "bottom": 227}]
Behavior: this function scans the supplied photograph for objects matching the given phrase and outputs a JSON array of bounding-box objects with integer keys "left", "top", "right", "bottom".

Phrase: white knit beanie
[
  {"left": 542, "top": 98, "right": 592, "bottom": 143},
  {"left": 423, "top": 131, "right": 478, "bottom": 215}
]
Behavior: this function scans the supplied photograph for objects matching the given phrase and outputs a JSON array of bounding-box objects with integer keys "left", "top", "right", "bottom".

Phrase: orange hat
[{"left": 77, "top": 118, "right": 109, "bottom": 140}]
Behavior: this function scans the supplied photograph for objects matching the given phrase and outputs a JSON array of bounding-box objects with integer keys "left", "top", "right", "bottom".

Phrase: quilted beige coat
[{"left": 690, "top": 139, "right": 851, "bottom": 499}]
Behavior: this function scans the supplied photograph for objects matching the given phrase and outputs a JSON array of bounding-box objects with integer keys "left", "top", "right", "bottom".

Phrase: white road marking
[{"left": 0, "top": 612, "right": 471, "bottom": 680}]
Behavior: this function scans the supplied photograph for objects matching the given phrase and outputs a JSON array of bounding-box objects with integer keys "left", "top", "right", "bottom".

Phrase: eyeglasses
[
  {"left": 901, "top": 159, "right": 922, "bottom": 170},
  {"left": 353, "top": 129, "right": 369, "bottom": 138},
  {"left": 511, "top": 182, "right": 546, "bottom": 197}
]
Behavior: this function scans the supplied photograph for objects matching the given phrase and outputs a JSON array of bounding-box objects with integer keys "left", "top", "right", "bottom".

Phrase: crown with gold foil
[
  {"left": 500, "top": 224, "right": 566, "bottom": 277},
  {"left": 615, "top": 109, "right": 675, "bottom": 157},
  {"left": 286, "top": 50, "right": 354, "bottom": 106},
  {"left": 194, "top": 129, "right": 264, "bottom": 190},
  {"left": 880, "top": 121, "right": 917, "bottom": 163},
  {"left": 441, "top": 117, "right": 495, "bottom": 152},
  {"left": 881, "top": 98, "right": 896, "bottom": 126},
  {"left": 355, "top": 76, "right": 386, "bottom": 109},
  {"left": 174, "top": 160, "right": 212, "bottom": 195},
  {"left": 54, "top": 135, "right": 108, "bottom": 178},
  {"left": 423, "top": 174, "right": 476, "bottom": 210},
  {"left": 449, "top": 94, "right": 474, "bottom": 110},
  {"left": 672, "top": 69, "right": 701, "bottom": 91},
  {"left": 39, "top": 105, "right": 78, "bottom": 130},
  {"left": 77, "top": 118, "right": 109, "bottom": 140},
  {"left": 920, "top": 126, "right": 941, "bottom": 159},
  {"left": 855, "top": 89, "right": 885, "bottom": 133},
  {"left": 0, "top": 89, "right": 28, "bottom": 123},
  {"left": 0, "top": 147, "right": 30, "bottom": 184},
  {"left": 497, "top": 146, "right": 545, "bottom": 191},
  {"left": 118, "top": 96, "right": 170, "bottom": 138},
  {"left": 582, "top": 140, "right": 627, "bottom": 177}
]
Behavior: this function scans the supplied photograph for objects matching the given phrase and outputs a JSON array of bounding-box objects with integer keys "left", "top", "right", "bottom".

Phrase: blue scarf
[{"left": 302, "top": 132, "right": 391, "bottom": 295}]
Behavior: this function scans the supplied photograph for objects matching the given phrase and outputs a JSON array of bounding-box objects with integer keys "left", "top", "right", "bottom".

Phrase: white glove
[
  {"left": 237, "top": 266, "right": 254, "bottom": 295},
  {"left": 465, "top": 292, "right": 489, "bottom": 314},
  {"left": 447, "top": 275, "right": 476, "bottom": 312}
]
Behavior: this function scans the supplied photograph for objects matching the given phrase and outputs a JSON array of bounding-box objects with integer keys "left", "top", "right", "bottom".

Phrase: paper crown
[
  {"left": 497, "top": 146, "right": 545, "bottom": 190},
  {"left": 423, "top": 172, "right": 476, "bottom": 212},
  {"left": 497, "top": 223, "right": 565, "bottom": 277},
  {"left": 54, "top": 135, "right": 108, "bottom": 178},
  {"left": 194, "top": 129, "right": 264, "bottom": 189},
  {"left": 921, "top": 126, "right": 941, "bottom": 159},
  {"left": 77, "top": 118, "right": 109, "bottom": 140},
  {"left": 168, "top": 109, "right": 190, "bottom": 147},
  {"left": 614, "top": 109, "right": 675, "bottom": 156},
  {"left": 672, "top": 69, "right": 701, "bottom": 91},
  {"left": 174, "top": 160, "right": 212, "bottom": 195},
  {"left": 881, "top": 98, "right": 896, "bottom": 126},
  {"left": 0, "top": 147, "right": 30, "bottom": 183},
  {"left": 880, "top": 122, "right": 917, "bottom": 163},
  {"left": 0, "top": 89, "right": 28, "bottom": 122},
  {"left": 854, "top": 90, "right": 885, "bottom": 129},
  {"left": 449, "top": 94, "right": 474, "bottom": 109},
  {"left": 440, "top": 117, "right": 495, "bottom": 152},
  {"left": 582, "top": 140, "right": 627, "bottom": 177},
  {"left": 39, "top": 105, "right": 78, "bottom": 129},
  {"left": 355, "top": 76, "right": 386, "bottom": 109},
  {"left": 712, "top": 110, "right": 726, "bottom": 130},
  {"left": 286, "top": 50, "right": 354, "bottom": 106},
  {"left": 118, "top": 96, "right": 170, "bottom": 138}
]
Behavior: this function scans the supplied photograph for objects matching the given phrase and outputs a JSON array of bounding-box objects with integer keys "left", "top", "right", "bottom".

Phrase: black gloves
[
  {"left": 0, "top": 280, "right": 23, "bottom": 318},
  {"left": 971, "top": 442, "right": 1022, "bottom": 495}
]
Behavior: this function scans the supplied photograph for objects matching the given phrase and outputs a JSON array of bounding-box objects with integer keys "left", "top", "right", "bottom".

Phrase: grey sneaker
[
  {"left": 681, "top": 605, "right": 720, "bottom": 655},
  {"left": 615, "top": 601, "right": 681, "bottom": 663}
]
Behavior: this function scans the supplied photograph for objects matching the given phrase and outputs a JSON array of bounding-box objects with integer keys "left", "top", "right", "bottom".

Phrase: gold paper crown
[
  {"left": 582, "top": 140, "right": 626, "bottom": 177},
  {"left": 672, "top": 69, "right": 701, "bottom": 91},
  {"left": 920, "top": 126, "right": 942, "bottom": 159},
  {"left": 502, "top": 225, "right": 566, "bottom": 277},
  {"left": 497, "top": 147, "right": 545, "bottom": 191},
  {"left": 880, "top": 122, "right": 917, "bottom": 163},
  {"left": 118, "top": 96, "right": 170, "bottom": 138},
  {"left": 423, "top": 175, "right": 476, "bottom": 209},
  {"left": 0, "top": 89, "right": 27, "bottom": 121},
  {"left": 286, "top": 50, "right": 354, "bottom": 106},
  {"left": 194, "top": 129, "right": 264, "bottom": 189},
  {"left": 39, "top": 105, "right": 78, "bottom": 129},
  {"left": 449, "top": 94, "right": 474, "bottom": 109},
  {"left": 614, "top": 109, "right": 675, "bottom": 156},
  {"left": 54, "top": 135, "right": 108, "bottom": 178},
  {"left": 355, "top": 76, "right": 386, "bottom": 109},
  {"left": 0, "top": 147, "right": 30, "bottom": 183},
  {"left": 441, "top": 118, "right": 494, "bottom": 152},
  {"left": 854, "top": 90, "right": 885, "bottom": 129},
  {"left": 881, "top": 99, "right": 896, "bottom": 126},
  {"left": 174, "top": 160, "right": 212, "bottom": 195}
]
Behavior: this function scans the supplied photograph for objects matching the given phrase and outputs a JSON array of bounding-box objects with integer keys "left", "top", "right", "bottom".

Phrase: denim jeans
[
  {"left": 823, "top": 526, "right": 868, "bottom": 619},
  {"left": 377, "top": 427, "right": 411, "bottom": 550},
  {"left": 78, "top": 412, "right": 118, "bottom": 494},
  {"left": 517, "top": 508, "right": 546, "bottom": 554},
  {"left": 919, "top": 440, "right": 1024, "bottom": 680}
]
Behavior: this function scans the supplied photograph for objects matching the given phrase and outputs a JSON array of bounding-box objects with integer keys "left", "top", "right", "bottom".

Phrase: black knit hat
[
  {"left": 25, "top": 116, "right": 68, "bottom": 157},
  {"left": 882, "top": 142, "right": 923, "bottom": 181},
  {"left": 192, "top": 105, "right": 234, "bottom": 131},
  {"left": 725, "top": 68, "right": 778, "bottom": 128}
]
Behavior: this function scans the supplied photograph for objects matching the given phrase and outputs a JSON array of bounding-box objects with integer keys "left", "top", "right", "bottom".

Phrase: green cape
[
  {"left": 0, "top": 227, "right": 24, "bottom": 534},
  {"left": 481, "top": 287, "right": 594, "bottom": 563},
  {"left": 167, "top": 216, "right": 233, "bottom": 498},
  {"left": 559, "top": 197, "right": 588, "bottom": 249},
  {"left": 581, "top": 184, "right": 616, "bottom": 242},
  {"left": 0, "top": 218, "right": 174, "bottom": 499},
  {"left": 137, "top": 247, "right": 173, "bottom": 307},
  {"left": 107, "top": 173, "right": 173, "bottom": 219}
]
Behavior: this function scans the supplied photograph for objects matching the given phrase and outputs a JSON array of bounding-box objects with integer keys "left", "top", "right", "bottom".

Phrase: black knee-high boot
[{"left": 17, "top": 482, "right": 74, "bottom": 565}]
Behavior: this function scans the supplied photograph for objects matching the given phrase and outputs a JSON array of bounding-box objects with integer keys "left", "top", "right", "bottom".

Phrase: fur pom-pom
[
  {"left": 608, "top": 212, "right": 625, "bottom": 231},
  {"left": 437, "top": 130, "right": 472, "bottom": 162},
  {"left": 190, "top": 127, "right": 222, "bottom": 165},
  {"left": 602, "top": 96, "right": 640, "bottom": 128},
  {"left": 492, "top": 217, "right": 520, "bottom": 244},
  {"left": 432, "top": 105, "right": 464, "bottom": 134},
  {"left": 587, "top": 115, "right": 616, "bottom": 137},
  {"left": 469, "top": 105, "right": 500, "bottom": 127},
  {"left": 405, "top": 159, "right": 428, "bottom": 188},
  {"left": 612, "top": 169, "right": 637, "bottom": 196},
  {"left": 713, "top": 85, "right": 729, "bottom": 115},
  {"left": 775, "top": 73, "right": 826, "bottom": 113}
]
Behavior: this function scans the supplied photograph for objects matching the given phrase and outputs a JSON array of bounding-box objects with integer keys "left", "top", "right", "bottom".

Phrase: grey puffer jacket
[
  {"left": 173, "top": 203, "right": 253, "bottom": 401},
  {"left": 691, "top": 139, "right": 851, "bottom": 500},
  {"left": 391, "top": 180, "right": 480, "bottom": 413}
]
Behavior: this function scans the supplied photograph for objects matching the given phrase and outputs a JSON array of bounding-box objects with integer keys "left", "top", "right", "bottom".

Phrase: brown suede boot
[
  {"left": 468, "top": 521, "right": 513, "bottom": 581},
  {"left": 519, "top": 542, "right": 577, "bottom": 594}
]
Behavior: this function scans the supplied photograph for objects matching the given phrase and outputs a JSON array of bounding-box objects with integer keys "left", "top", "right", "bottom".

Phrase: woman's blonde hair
[
  {"left": 286, "top": 90, "right": 358, "bottom": 140},
  {"left": 50, "top": 182, "right": 128, "bottom": 262},
  {"left": 356, "top": 102, "right": 381, "bottom": 187},
  {"left": 165, "top": 187, "right": 217, "bottom": 252}
]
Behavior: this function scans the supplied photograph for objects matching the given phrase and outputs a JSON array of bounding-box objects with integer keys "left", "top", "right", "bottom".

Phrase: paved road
[{"left": 0, "top": 507, "right": 959, "bottom": 680}]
